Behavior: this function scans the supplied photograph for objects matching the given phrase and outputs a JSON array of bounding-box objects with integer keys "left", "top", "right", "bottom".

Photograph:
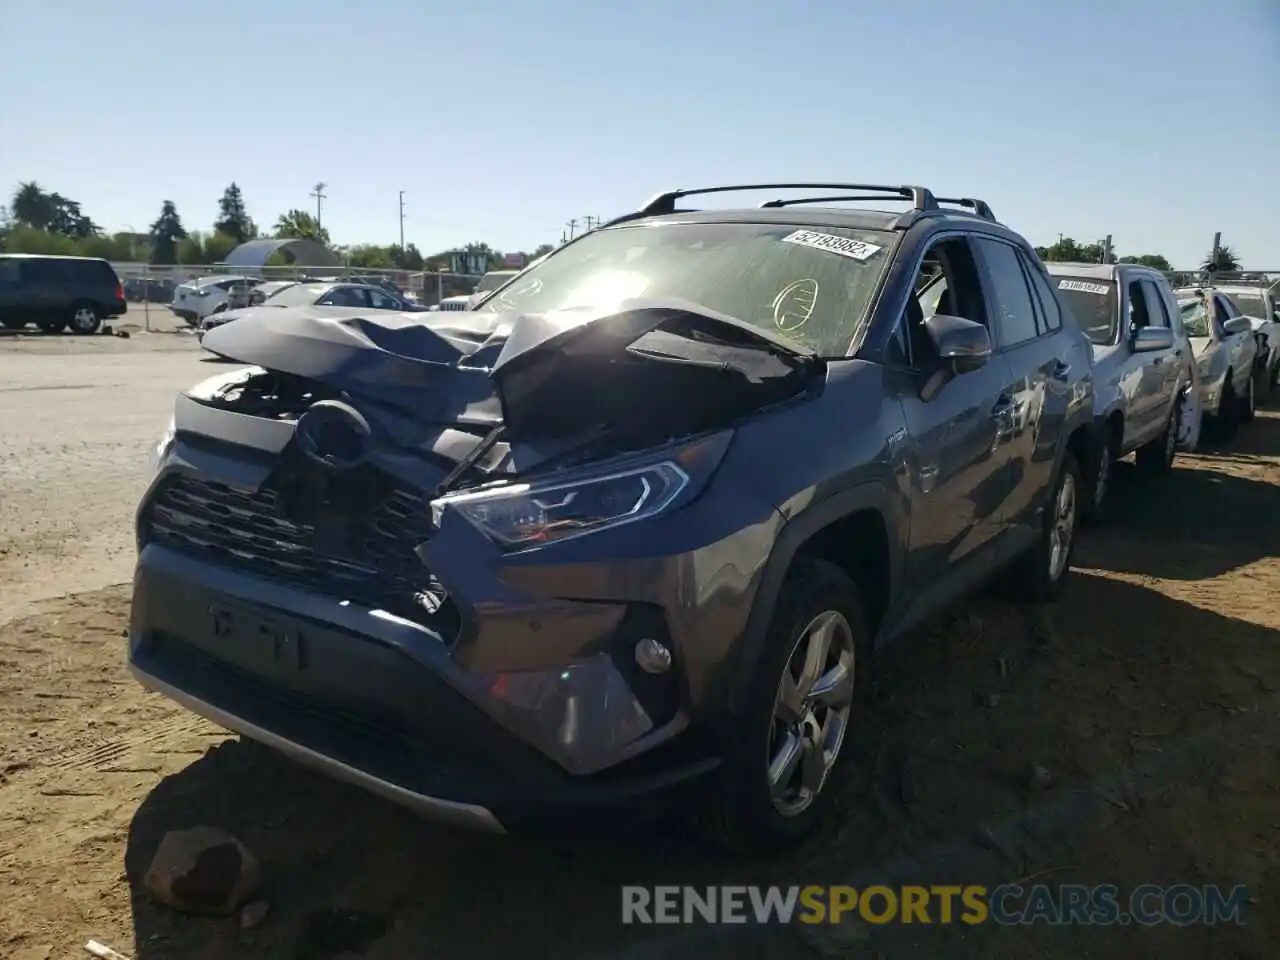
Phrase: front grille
[{"left": 145, "top": 475, "right": 459, "bottom": 636}]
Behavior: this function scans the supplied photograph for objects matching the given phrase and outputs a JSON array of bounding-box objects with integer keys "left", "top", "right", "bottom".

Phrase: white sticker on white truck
[
  {"left": 1058, "top": 279, "right": 1111, "bottom": 296},
  {"left": 780, "top": 230, "right": 883, "bottom": 262}
]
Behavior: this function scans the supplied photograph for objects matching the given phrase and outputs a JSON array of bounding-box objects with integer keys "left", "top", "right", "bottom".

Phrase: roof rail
[
  {"left": 754, "top": 193, "right": 919, "bottom": 208},
  {"left": 934, "top": 197, "right": 997, "bottom": 222},
  {"left": 635, "top": 182, "right": 939, "bottom": 217}
]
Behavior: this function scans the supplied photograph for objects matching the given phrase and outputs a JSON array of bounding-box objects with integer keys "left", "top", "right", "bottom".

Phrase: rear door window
[{"left": 974, "top": 238, "right": 1041, "bottom": 347}]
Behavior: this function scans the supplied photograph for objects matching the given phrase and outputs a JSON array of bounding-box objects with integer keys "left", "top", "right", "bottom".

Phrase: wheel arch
[{"left": 721, "top": 482, "right": 901, "bottom": 717}]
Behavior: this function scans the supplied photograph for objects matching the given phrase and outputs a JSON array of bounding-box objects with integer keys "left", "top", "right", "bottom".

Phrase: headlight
[
  {"left": 430, "top": 461, "right": 690, "bottom": 549},
  {"left": 150, "top": 415, "right": 176, "bottom": 473}
]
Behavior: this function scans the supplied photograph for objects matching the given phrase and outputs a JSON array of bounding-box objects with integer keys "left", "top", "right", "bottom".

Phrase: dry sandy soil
[{"left": 1, "top": 331, "right": 1278, "bottom": 959}]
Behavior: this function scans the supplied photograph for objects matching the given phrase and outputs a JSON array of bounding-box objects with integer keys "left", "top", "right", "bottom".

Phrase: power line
[{"left": 310, "top": 182, "right": 328, "bottom": 228}]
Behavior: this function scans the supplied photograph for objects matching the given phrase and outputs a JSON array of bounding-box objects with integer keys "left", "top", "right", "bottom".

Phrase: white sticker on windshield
[
  {"left": 1058, "top": 279, "right": 1111, "bottom": 296},
  {"left": 780, "top": 230, "right": 883, "bottom": 262}
]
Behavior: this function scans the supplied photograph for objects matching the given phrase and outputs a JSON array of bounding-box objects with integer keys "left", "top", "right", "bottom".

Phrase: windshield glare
[
  {"left": 1052, "top": 277, "right": 1117, "bottom": 345},
  {"left": 474, "top": 222, "right": 895, "bottom": 355},
  {"left": 263, "top": 284, "right": 325, "bottom": 307},
  {"left": 1178, "top": 299, "right": 1212, "bottom": 338}
]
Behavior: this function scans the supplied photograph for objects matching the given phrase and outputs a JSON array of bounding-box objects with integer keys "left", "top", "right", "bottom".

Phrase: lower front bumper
[
  {"left": 128, "top": 545, "right": 718, "bottom": 831},
  {"left": 129, "top": 660, "right": 506, "bottom": 832}
]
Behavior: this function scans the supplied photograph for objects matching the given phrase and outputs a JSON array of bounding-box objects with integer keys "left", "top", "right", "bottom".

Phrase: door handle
[
  {"left": 1050, "top": 360, "right": 1071, "bottom": 381},
  {"left": 1152, "top": 357, "right": 1164, "bottom": 365},
  {"left": 991, "top": 396, "right": 1016, "bottom": 422}
]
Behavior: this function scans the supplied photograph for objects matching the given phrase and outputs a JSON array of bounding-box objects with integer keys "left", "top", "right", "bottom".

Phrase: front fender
[{"left": 718, "top": 480, "right": 901, "bottom": 719}]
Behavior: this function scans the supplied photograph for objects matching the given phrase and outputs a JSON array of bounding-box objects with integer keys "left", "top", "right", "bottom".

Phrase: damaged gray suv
[{"left": 130, "top": 183, "right": 1096, "bottom": 853}]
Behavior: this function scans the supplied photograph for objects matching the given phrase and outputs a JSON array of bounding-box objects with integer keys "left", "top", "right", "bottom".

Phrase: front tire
[
  {"left": 1240, "top": 372, "right": 1256, "bottom": 423},
  {"left": 702, "top": 558, "right": 870, "bottom": 856},
  {"left": 1135, "top": 400, "right": 1179, "bottom": 477},
  {"left": 1009, "top": 450, "right": 1081, "bottom": 603}
]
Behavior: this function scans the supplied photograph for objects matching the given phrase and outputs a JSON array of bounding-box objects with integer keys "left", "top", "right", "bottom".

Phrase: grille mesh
[{"left": 145, "top": 475, "right": 456, "bottom": 632}]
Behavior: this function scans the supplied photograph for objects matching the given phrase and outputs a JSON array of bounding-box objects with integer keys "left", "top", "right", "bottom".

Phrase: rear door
[{"left": 971, "top": 237, "right": 1073, "bottom": 540}]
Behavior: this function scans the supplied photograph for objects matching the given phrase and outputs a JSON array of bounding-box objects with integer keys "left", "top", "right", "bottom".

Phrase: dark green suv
[{"left": 0, "top": 254, "right": 127, "bottom": 334}]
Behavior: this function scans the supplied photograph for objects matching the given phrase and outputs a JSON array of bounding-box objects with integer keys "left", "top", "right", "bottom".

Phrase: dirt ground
[{"left": 1, "top": 332, "right": 1278, "bottom": 958}]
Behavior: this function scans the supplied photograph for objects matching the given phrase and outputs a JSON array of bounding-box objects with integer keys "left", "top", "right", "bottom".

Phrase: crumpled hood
[{"left": 199, "top": 298, "right": 818, "bottom": 442}]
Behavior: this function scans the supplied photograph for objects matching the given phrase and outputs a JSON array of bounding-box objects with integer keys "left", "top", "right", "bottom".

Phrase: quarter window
[
  {"left": 975, "top": 239, "right": 1040, "bottom": 346},
  {"left": 1139, "top": 280, "right": 1171, "bottom": 328},
  {"left": 1019, "top": 256, "right": 1063, "bottom": 333}
]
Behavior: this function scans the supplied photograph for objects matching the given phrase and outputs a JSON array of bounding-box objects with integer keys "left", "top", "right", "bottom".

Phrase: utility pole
[
  {"left": 566, "top": 218, "right": 578, "bottom": 241},
  {"left": 310, "top": 182, "right": 328, "bottom": 229},
  {"left": 398, "top": 190, "right": 406, "bottom": 251},
  {"left": 583, "top": 215, "right": 596, "bottom": 232}
]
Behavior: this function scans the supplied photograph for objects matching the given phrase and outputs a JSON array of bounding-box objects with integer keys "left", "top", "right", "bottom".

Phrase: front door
[{"left": 893, "top": 235, "right": 1018, "bottom": 598}]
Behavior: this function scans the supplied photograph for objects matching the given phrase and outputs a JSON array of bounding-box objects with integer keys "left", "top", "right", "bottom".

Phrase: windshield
[
  {"left": 1178, "top": 298, "right": 1212, "bottom": 338},
  {"left": 474, "top": 221, "right": 896, "bottom": 355},
  {"left": 475, "top": 271, "right": 517, "bottom": 294},
  {"left": 263, "top": 284, "right": 325, "bottom": 307},
  {"left": 1052, "top": 277, "right": 1116, "bottom": 345},
  {"left": 1227, "top": 293, "right": 1266, "bottom": 319}
]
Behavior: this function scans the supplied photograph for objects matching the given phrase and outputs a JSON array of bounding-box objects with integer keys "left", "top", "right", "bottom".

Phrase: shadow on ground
[
  {"left": 1074, "top": 445, "right": 1278, "bottom": 581},
  {"left": 125, "top": 564, "right": 1280, "bottom": 959}
]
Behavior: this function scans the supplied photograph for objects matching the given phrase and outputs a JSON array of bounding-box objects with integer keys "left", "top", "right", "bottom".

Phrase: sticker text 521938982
[
  {"left": 781, "top": 230, "right": 883, "bottom": 262},
  {"left": 1058, "top": 279, "right": 1111, "bottom": 296}
]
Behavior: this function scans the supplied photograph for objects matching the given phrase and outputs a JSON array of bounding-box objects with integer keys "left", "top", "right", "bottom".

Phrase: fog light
[{"left": 634, "top": 637, "right": 672, "bottom": 675}]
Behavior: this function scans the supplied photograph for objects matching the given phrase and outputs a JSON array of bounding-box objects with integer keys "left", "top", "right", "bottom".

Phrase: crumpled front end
[{"left": 131, "top": 303, "right": 814, "bottom": 826}]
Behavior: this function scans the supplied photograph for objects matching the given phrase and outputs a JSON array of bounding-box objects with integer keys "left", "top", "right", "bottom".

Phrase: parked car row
[{"left": 132, "top": 181, "right": 1280, "bottom": 857}]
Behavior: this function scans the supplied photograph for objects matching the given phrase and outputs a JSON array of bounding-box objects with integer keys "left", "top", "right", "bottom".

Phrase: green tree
[
  {"left": 46, "top": 193, "right": 98, "bottom": 239},
  {"left": 203, "top": 230, "right": 239, "bottom": 264},
  {"left": 214, "top": 182, "right": 256, "bottom": 244},
  {"left": 2, "top": 224, "right": 79, "bottom": 255},
  {"left": 1117, "top": 254, "right": 1172, "bottom": 271},
  {"left": 1035, "top": 237, "right": 1104, "bottom": 263},
  {"left": 531, "top": 243, "right": 555, "bottom": 259},
  {"left": 273, "top": 209, "right": 330, "bottom": 246},
  {"left": 1202, "top": 244, "right": 1241, "bottom": 272},
  {"left": 347, "top": 244, "right": 393, "bottom": 269},
  {"left": 11, "top": 182, "right": 54, "bottom": 230},
  {"left": 149, "top": 200, "right": 187, "bottom": 265}
]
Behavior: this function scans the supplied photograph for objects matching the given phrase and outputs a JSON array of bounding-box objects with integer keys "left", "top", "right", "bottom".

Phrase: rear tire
[
  {"left": 700, "top": 558, "right": 870, "bottom": 857},
  {"left": 68, "top": 301, "right": 102, "bottom": 335},
  {"left": 1008, "top": 451, "right": 1081, "bottom": 603}
]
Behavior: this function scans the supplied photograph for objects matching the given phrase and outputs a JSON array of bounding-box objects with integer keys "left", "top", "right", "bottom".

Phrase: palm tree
[
  {"left": 1201, "top": 244, "right": 1242, "bottom": 273},
  {"left": 11, "top": 181, "right": 53, "bottom": 230}
]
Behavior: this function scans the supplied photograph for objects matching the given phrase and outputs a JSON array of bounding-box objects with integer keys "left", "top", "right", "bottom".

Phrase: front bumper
[
  {"left": 129, "top": 544, "right": 722, "bottom": 831},
  {"left": 171, "top": 307, "right": 198, "bottom": 324}
]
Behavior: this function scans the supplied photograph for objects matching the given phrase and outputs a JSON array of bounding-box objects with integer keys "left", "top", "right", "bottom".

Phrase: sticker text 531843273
[
  {"left": 781, "top": 230, "right": 883, "bottom": 262},
  {"left": 1058, "top": 279, "right": 1111, "bottom": 296}
]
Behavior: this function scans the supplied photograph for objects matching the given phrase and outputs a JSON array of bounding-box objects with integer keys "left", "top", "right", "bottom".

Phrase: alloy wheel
[
  {"left": 1048, "top": 470, "right": 1077, "bottom": 582},
  {"left": 766, "top": 610, "right": 856, "bottom": 817}
]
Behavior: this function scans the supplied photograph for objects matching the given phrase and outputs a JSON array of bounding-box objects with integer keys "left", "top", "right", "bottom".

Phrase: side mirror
[
  {"left": 926, "top": 314, "right": 991, "bottom": 374},
  {"left": 1131, "top": 326, "right": 1174, "bottom": 352},
  {"left": 1223, "top": 316, "right": 1252, "bottom": 337}
]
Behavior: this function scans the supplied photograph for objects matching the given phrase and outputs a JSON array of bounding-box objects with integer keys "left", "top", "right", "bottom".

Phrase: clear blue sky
[{"left": 1, "top": 0, "right": 1277, "bottom": 266}]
